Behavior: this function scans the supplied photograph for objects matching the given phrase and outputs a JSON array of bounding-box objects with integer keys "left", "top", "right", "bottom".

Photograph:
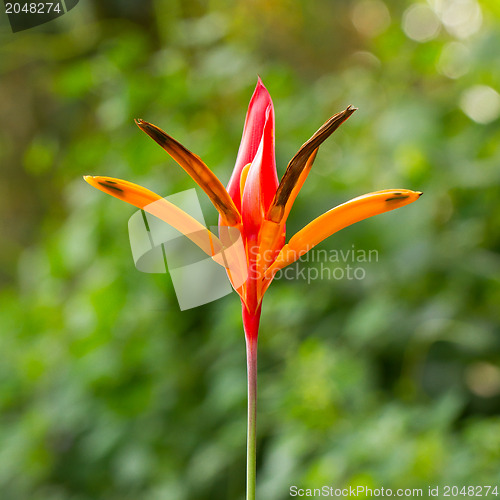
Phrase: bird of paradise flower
[{"left": 84, "top": 78, "right": 422, "bottom": 500}]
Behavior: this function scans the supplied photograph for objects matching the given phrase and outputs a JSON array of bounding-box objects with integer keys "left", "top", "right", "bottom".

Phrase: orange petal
[
  {"left": 266, "top": 189, "right": 423, "bottom": 275},
  {"left": 239, "top": 163, "right": 251, "bottom": 202},
  {"left": 84, "top": 175, "right": 162, "bottom": 208},
  {"left": 267, "top": 106, "right": 356, "bottom": 223},
  {"left": 84, "top": 175, "right": 222, "bottom": 257},
  {"left": 135, "top": 119, "right": 241, "bottom": 227},
  {"left": 279, "top": 149, "right": 318, "bottom": 223}
]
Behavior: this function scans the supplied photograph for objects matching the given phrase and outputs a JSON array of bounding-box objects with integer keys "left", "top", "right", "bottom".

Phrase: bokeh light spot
[
  {"left": 460, "top": 85, "right": 500, "bottom": 124},
  {"left": 351, "top": 0, "right": 391, "bottom": 38},
  {"left": 403, "top": 4, "right": 441, "bottom": 42},
  {"left": 430, "top": 0, "right": 482, "bottom": 39},
  {"left": 437, "top": 42, "right": 471, "bottom": 79},
  {"left": 466, "top": 362, "right": 500, "bottom": 398}
]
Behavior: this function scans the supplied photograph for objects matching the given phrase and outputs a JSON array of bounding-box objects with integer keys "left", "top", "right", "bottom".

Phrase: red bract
[{"left": 227, "top": 78, "right": 279, "bottom": 216}]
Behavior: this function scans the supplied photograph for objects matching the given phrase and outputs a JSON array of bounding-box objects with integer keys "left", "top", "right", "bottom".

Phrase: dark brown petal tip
[
  {"left": 135, "top": 119, "right": 241, "bottom": 226},
  {"left": 135, "top": 119, "right": 174, "bottom": 150},
  {"left": 268, "top": 105, "right": 357, "bottom": 223}
]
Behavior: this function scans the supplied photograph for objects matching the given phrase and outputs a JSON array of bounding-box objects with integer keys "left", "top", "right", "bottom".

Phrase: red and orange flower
[
  {"left": 85, "top": 78, "right": 421, "bottom": 338},
  {"left": 85, "top": 79, "right": 421, "bottom": 499}
]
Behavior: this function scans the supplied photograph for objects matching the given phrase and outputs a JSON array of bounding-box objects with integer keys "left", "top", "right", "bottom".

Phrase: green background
[{"left": 1, "top": 1, "right": 500, "bottom": 499}]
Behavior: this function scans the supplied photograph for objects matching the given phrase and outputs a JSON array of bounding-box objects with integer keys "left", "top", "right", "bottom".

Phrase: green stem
[
  {"left": 242, "top": 304, "right": 261, "bottom": 500},
  {"left": 246, "top": 335, "right": 257, "bottom": 500}
]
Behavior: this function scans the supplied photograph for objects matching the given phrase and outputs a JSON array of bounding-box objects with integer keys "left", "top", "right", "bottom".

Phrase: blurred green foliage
[{"left": 1, "top": 0, "right": 500, "bottom": 499}]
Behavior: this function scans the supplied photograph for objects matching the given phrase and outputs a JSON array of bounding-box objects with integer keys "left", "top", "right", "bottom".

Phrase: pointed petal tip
[
  {"left": 253, "top": 76, "right": 271, "bottom": 98},
  {"left": 268, "top": 105, "right": 357, "bottom": 223}
]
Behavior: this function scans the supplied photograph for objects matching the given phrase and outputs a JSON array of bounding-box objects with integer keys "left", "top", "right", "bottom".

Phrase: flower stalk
[{"left": 243, "top": 304, "right": 261, "bottom": 500}]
